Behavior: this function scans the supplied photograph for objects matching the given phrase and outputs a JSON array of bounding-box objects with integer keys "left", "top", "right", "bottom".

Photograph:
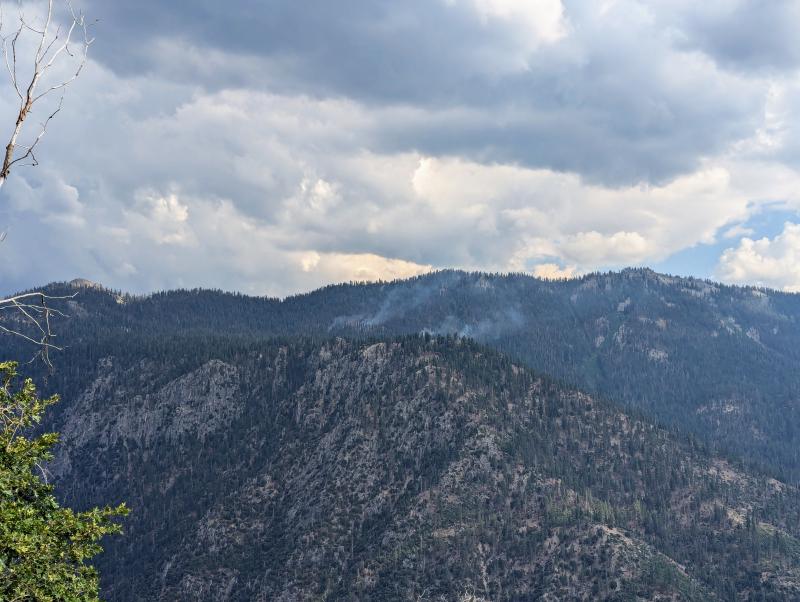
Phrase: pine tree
[{"left": 0, "top": 361, "right": 127, "bottom": 601}]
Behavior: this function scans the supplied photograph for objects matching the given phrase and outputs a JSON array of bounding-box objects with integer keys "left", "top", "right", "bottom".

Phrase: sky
[{"left": 2, "top": 0, "right": 800, "bottom": 296}]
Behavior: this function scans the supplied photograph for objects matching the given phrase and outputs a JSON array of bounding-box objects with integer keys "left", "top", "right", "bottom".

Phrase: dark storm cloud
[
  {"left": 675, "top": 0, "right": 800, "bottom": 73},
  {"left": 78, "top": 0, "right": 765, "bottom": 186},
  {"left": 83, "top": 0, "right": 519, "bottom": 102}
]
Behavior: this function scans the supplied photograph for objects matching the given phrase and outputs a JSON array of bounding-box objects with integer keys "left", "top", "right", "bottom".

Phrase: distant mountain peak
[{"left": 68, "top": 278, "right": 104, "bottom": 290}]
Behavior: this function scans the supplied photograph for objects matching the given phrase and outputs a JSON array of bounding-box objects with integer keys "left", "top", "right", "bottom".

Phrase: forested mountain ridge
[
  {"left": 6, "top": 268, "right": 800, "bottom": 482},
  {"left": 35, "top": 336, "right": 800, "bottom": 600}
]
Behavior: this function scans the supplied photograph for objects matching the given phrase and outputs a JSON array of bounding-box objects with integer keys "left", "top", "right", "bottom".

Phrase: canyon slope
[{"left": 29, "top": 336, "right": 800, "bottom": 600}]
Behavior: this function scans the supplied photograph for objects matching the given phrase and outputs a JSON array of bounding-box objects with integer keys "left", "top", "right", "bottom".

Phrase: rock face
[
  {"left": 51, "top": 359, "right": 241, "bottom": 478},
  {"left": 48, "top": 337, "right": 800, "bottom": 601},
  {"left": 68, "top": 278, "right": 105, "bottom": 290}
]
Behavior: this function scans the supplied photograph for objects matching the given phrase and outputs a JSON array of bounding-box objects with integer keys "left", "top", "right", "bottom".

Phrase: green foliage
[{"left": 0, "top": 361, "right": 127, "bottom": 602}]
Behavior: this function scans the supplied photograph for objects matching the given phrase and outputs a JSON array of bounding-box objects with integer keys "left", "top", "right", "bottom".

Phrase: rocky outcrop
[{"left": 44, "top": 338, "right": 800, "bottom": 601}]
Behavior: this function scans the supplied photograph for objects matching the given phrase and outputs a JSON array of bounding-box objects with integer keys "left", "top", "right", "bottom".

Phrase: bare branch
[
  {"left": 0, "top": 291, "right": 76, "bottom": 367},
  {"left": 0, "top": 291, "right": 76, "bottom": 305},
  {"left": 7, "top": 93, "right": 62, "bottom": 169},
  {"left": 33, "top": 0, "right": 53, "bottom": 62},
  {"left": 0, "top": 0, "right": 92, "bottom": 189},
  {"left": 39, "top": 23, "right": 63, "bottom": 63},
  {"left": 0, "top": 4, "right": 24, "bottom": 100}
]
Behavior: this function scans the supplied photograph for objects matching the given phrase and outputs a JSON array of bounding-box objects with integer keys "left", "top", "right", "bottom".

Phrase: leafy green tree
[{"left": 0, "top": 361, "right": 127, "bottom": 601}]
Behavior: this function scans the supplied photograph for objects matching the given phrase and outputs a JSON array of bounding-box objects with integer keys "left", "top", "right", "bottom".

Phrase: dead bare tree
[
  {"left": 0, "top": 0, "right": 92, "bottom": 188},
  {"left": 0, "top": 0, "right": 92, "bottom": 364}
]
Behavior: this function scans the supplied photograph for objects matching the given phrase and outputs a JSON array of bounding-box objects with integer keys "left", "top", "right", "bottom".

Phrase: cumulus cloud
[
  {"left": 560, "top": 231, "right": 653, "bottom": 266},
  {"left": 716, "top": 222, "right": 800, "bottom": 292},
  {"left": 297, "top": 252, "right": 432, "bottom": 283},
  {"left": 532, "top": 263, "right": 578, "bottom": 280},
  {"left": 407, "top": 157, "right": 760, "bottom": 271},
  {"left": 126, "top": 192, "right": 195, "bottom": 247},
  {"left": 1, "top": 0, "right": 800, "bottom": 295}
]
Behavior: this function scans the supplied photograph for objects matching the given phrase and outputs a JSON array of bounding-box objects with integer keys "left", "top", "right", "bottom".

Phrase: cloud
[
  {"left": 405, "top": 157, "right": 758, "bottom": 271},
  {"left": 126, "top": 191, "right": 195, "bottom": 247},
  {"left": 0, "top": 70, "right": 790, "bottom": 295},
  {"left": 71, "top": 0, "right": 770, "bottom": 186},
  {"left": 1, "top": 0, "right": 800, "bottom": 295},
  {"left": 297, "top": 251, "right": 432, "bottom": 283},
  {"left": 560, "top": 231, "right": 653, "bottom": 266},
  {"left": 459, "top": 0, "right": 568, "bottom": 46},
  {"left": 716, "top": 222, "right": 800, "bottom": 292},
  {"left": 532, "top": 263, "right": 578, "bottom": 280},
  {"left": 666, "top": 0, "right": 800, "bottom": 73},
  {"left": 723, "top": 224, "right": 755, "bottom": 239},
  {"left": 0, "top": 61, "right": 795, "bottom": 296}
]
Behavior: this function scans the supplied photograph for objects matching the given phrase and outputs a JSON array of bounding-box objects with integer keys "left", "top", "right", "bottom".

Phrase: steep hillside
[
  {"left": 6, "top": 269, "right": 800, "bottom": 481},
  {"left": 41, "top": 336, "right": 800, "bottom": 601}
]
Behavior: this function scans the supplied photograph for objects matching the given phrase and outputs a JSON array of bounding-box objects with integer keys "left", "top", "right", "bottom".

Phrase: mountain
[
  {"left": 6, "top": 268, "right": 800, "bottom": 482},
  {"left": 36, "top": 336, "right": 800, "bottom": 600}
]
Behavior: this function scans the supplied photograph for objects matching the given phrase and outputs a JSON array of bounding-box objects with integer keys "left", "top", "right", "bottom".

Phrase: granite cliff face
[
  {"left": 50, "top": 358, "right": 241, "bottom": 478},
  {"left": 45, "top": 337, "right": 800, "bottom": 601}
]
